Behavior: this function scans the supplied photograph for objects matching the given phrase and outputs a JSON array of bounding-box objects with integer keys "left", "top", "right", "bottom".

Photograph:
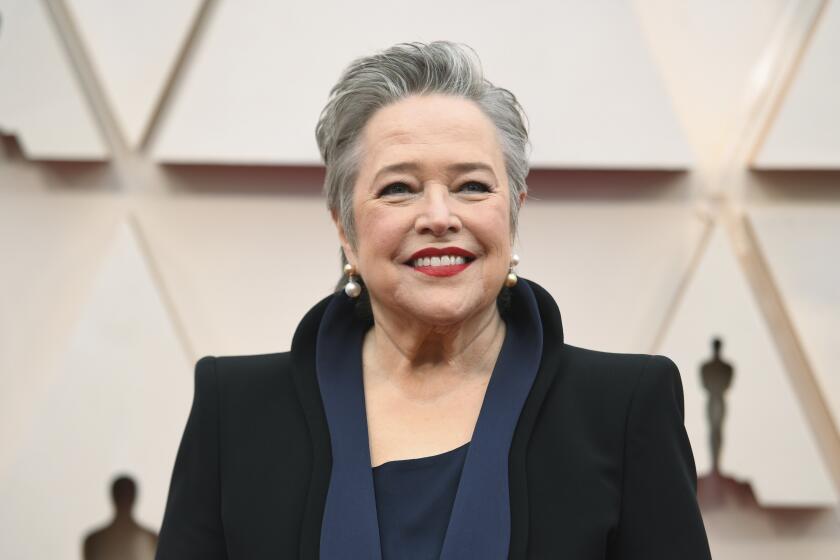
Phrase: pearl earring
[
  {"left": 505, "top": 253, "right": 520, "bottom": 288},
  {"left": 343, "top": 263, "right": 362, "bottom": 298}
]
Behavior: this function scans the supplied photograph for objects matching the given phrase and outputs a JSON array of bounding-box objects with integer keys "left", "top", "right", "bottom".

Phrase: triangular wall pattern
[
  {"left": 0, "top": 0, "right": 108, "bottom": 159},
  {"left": 753, "top": 0, "right": 840, "bottom": 168},
  {"left": 65, "top": 0, "right": 205, "bottom": 148},
  {"left": 657, "top": 224, "right": 836, "bottom": 506},
  {"left": 133, "top": 196, "right": 339, "bottom": 357},
  {"left": 749, "top": 206, "right": 840, "bottom": 435},
  {"left": 0, "top": 221, "right": 193, "bottom": 559},
  {"left": 633, "top": 0, "right": 792, "bottom": 166},
  {"left": 152, "top": 1, "right": 690, "bottom": 168},
  {"left": 0, "top": 194, "right": 123, "bottom": 477},
  {"left": 516, "top": 203, "right": 706, "bottom": 353}
]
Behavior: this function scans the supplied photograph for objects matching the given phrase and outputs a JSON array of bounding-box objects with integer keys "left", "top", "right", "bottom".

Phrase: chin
[
  {"left": 401, "top": 292, "right": 489, "bottom": 327},
  {"left": 413, "top": 307, "right": 471, "bottom": 328}
]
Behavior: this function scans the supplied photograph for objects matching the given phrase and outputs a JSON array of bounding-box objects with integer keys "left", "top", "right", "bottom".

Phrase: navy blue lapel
[
  {"left": 438, "top": 281, "right": 543, "bottom": 559},
  {"left": 315, "top": 281, "right": 543, "bottom": 560},
  {"left": 315, "top": 294, "right": 381, "bottom": 559}
]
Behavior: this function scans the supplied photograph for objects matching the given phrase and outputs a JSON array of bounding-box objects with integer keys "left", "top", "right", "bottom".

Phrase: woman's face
[{"left": 335, "top": 93, "right": 523, "bottom": 327}]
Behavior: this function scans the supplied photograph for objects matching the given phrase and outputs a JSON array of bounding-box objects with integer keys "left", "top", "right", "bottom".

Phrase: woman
[{"left": 156, "top": 41, "right": 711, "bottom": 559}]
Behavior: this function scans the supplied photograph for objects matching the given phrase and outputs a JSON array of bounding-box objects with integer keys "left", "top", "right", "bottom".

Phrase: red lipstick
[
  {"left": 407, "top": 247, "right": 475, "bottom": 277},
  {"left": 409, "top": 247, "right": 476, "bottom": 260}
]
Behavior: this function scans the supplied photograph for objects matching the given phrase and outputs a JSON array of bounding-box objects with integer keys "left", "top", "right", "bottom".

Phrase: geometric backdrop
[{"left": 1, "top": 1, "right": 839, "bottom": 558}]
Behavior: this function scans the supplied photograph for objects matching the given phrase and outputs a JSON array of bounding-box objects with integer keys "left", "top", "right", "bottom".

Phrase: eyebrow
[{"left": 373, "top": 161, "right": 495, "bottom": 183}]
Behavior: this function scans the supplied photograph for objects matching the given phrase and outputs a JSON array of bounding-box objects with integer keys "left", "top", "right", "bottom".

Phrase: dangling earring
[
  {"left": 343, "top": 263, "right": 362, "bottom": 298},
  {"left": 505, "top": 253, "right": 520, "bottom": 287}
]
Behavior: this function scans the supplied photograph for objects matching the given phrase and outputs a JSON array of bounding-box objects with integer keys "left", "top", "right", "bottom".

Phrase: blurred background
[{"left": 1, "top": 0, "right": 839, "bottom": 558}]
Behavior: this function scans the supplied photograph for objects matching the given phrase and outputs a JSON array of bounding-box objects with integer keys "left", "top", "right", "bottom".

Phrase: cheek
[
  {"left": 472, "top": 204, "right": 512, "bottom": 252},
  {"left": 355, "top": 206, "right": 408, "bottom": 266}
]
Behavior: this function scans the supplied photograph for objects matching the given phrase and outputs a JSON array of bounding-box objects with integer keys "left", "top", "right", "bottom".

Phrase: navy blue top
[{"left": 372, "top": 442, "right": 471, "bottom": 560}]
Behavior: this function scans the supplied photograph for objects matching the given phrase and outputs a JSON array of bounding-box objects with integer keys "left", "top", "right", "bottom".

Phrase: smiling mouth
[
  {"left": 410, "top": 255, "right": 471, "bottom": 267},
  {"left": 404, "top": 254, "right": 475, "bottom": 277}
]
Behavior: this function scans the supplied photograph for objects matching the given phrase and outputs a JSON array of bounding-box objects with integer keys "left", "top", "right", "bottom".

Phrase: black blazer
[{"left": 156, "top": 279, "right": 711, "bottom": 559}]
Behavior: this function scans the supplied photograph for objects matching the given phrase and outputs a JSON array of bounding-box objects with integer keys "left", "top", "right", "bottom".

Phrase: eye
[
  {"left": 379, "top": 182, "right": 413, "bottom": 196},
  {"left": 458, "top": 181, "right": 492, "bottom": 194}
]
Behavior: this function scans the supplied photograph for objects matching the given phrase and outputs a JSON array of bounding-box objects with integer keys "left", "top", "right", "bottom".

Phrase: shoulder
[
  {"left": 555, "top": 343, "right": 673, "bottom": 392},
  {"left": 214, "top": 351, "right": 292, "bottom": 383},
  {"left": 191, "top": 352, "right": 312, "bottom": 464},
  {"left": 195, "top": 351, "right": 291, "bottom": 381},
  {"left": 526, "top": 345, "right": 687, "bottom": 487},
  {"left": 192, "top": 351, "right": 299, "bottom": 413},
  {"left": 543, "top": 343, "right": 683, "bottom": 421}
]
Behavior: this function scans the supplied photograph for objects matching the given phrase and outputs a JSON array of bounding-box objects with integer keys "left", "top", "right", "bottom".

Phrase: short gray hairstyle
[{"left": 315, "top": 41, "right": 530, "bottom": 249}]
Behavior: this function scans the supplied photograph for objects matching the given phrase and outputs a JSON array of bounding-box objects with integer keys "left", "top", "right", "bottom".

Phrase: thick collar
[{"left": 290, "top": 278, "right": 565, "bottom": 560}]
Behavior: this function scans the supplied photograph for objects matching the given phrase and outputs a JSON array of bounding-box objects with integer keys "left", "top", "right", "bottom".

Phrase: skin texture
[{"left": 332, "top": 94, "right": 526, "bottom": 466}]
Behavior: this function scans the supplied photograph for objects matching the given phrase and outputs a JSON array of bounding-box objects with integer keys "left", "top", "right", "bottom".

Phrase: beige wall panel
[
  {"left": 133, "top": 195, "right": 339, "bottom": 359},
  {"left": 658, "top": 224, "right": 836, "bottom": 506},
  {"left": 749, "top": 206, "right": 840, "bottom": 433},
  {"left": 754, "top": 0, "right": 840, "bottom": 168},
  {"left": 0, "top": 221, "right": 192, "bottom": 559},
  {"left": 0, "top": 193, "right": 124, "bottom": 478},
  {"left": 516, "top": 203, "right": 706, "bottom": 353},
  {"left": 151, "top": 0, "right": 690, "bottom": 168},
  {"left": 65, "top": 0, "right": 205, "bottom": 148},
  {"left": 632, "top": 0, "right": 792, "bottom": 166},
  {"left": 0, "top": 0, "right": 108, "bottom": 159}
]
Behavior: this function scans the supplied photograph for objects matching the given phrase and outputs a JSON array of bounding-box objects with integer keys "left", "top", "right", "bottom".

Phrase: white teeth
[{"left": 412, "top": 255, "right": 470, "bottom": 267}]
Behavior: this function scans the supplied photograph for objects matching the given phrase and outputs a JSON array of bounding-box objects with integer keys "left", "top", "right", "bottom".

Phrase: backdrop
[{"left": 1, "top": 0, "right": 839, "bottom": 558}]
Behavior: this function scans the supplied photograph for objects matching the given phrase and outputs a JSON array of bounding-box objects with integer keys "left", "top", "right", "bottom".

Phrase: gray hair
[{"left": 315, "top": 41, "right": 530, "bottom": 250}]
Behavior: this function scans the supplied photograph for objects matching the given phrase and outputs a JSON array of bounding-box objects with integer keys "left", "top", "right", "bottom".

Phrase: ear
[{"left": 331, "top": 209, "right": 357, "bottom": 266}]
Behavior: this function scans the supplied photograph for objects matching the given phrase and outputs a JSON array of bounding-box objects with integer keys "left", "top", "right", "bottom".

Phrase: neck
[
  {"left": 112, "top": 509, "right": 133, "bottom": 524},
  {"left": 362, "top": 299, "right": 505, "bottom": 398}
]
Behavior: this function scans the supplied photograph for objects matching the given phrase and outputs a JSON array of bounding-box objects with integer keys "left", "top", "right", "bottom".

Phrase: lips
[
  {"left": 405, "top": 247, "right": 476, "bottom": 278},
  {"left": 408, "top": 247, "right": 476, "bottom": 260}
]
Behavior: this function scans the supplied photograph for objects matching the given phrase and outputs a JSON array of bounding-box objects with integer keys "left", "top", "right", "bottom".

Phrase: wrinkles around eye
[
  {"left": 458, "top": 181, "right": 492, "bottom": 193},
  {"left": 379, "top": 182, "right": 413, "bottom": 197},
  {"left": 378, "top": 181, "right": 493, "bottom": 198}
]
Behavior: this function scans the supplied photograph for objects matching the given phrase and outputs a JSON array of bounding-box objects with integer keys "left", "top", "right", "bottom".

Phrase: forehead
[{"left": 359, "top": 94, "right": 504, "bottom": 172}]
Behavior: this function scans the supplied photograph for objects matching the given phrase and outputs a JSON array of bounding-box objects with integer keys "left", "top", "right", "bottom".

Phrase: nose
[{"left": 414, "top": 184, "right": 461, "bottom": 236}]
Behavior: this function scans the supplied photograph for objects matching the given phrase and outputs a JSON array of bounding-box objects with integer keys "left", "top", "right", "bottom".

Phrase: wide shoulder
[
  {"left": 193, "top": 351, "right": 297, "bottom": 405},
  {"left": 554, "top": 343, "right": 680, "bottom": 400},
  {"left": 530, "top": 343, "right": 686, "bottom": 448},
  {"left": 214, "top": 351, "right": 292, "bottom": 378},
  {"left": 559, "top": 342, "right": 651, "bottom": 368}
]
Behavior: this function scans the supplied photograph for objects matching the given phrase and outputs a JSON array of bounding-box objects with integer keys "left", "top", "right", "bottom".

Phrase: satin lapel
[
  {"left": 290, "top": 294, "right": 334, "bottom": 560},
  {"left": 315, "top": 294, "right": 382, "bottom": 560},
  {"left": 507, "top": 279, "right": 565, "bottom": 560},
  {"left": 438, "top": 280, "right": 544, "bottom": 560}
]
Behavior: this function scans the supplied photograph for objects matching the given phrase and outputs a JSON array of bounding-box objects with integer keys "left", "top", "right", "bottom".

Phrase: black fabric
[
  {"left": 373, "top": 442, "right": 470, "bottom": 560},
  {"left": 156, "top": 278, "right": 712, "bottom": 559}
]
